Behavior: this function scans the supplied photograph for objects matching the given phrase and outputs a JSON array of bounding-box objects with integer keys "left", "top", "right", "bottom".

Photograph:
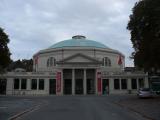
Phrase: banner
[
  {"left": 97, "top": 72, "right": 102, "bottom": 95},
  {"left": 118, "top": 55, "right": 122, "bottom": 65},
  {"left": 56, "top": 72, "right": 61, "bottom": 94}
]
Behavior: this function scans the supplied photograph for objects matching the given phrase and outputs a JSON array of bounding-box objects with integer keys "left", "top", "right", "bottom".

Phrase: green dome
[{"left": 49, "top": 35, "right": 108, "bottom": 49}]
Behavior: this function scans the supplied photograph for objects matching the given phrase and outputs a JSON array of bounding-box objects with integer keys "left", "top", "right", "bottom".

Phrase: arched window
[
  {"left": 102, "top": 57, "right": 111, "bottom": 67},
  {"left": 47, "top": 57, "right": 56, "bottom": 67},
  {"left": 50, "top": 57, "right": 53, "bottom": 66}
]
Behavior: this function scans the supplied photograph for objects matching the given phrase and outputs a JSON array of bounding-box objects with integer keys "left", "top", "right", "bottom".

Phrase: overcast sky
[{"left": 0, "top": 0, "right": 138, "bottom": 66}]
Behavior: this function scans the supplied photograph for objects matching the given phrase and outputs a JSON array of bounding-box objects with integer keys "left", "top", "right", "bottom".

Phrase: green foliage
[
  {"left": 127, "top": 0, "right": 160, "bottom": 73},
  {"left": 0, "top": 27, "right": 11, "bottom": 72},
  {"left": 7, "top": 59, "right": 33, "bottom": 72}
]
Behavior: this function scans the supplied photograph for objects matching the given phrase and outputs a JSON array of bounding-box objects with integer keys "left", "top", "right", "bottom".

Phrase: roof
[{"left": 49, "top": 35, "right": 108, "bottom": 49}]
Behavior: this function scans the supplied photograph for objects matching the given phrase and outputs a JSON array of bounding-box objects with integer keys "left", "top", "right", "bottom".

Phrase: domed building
[
  {"left": 33, "top": 35, "right": 125, "bottom": 72},
  {"left": 0, "top": 35, "right": 149, "bottom": 95}
]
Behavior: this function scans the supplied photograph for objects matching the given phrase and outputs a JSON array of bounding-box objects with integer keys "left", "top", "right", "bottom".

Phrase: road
[{"left": 13, "top": 96, "right": 147, "bottom": 120}]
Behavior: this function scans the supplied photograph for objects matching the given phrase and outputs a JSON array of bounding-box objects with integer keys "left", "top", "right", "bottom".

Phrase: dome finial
[{"left": 72, "top": 35, "right": 86, "bottom": 39}]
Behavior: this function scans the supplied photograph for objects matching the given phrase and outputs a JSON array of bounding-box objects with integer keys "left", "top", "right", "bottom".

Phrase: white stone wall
[
  {"left": 103, "top": 76, "right": 148, "bottom": 94},
  {"left": 34, "top": 47, "right": 124, "bottom": 72},
  {"left": 1, "top": 71, "right": 148, "bottom": 95},
  {"left": 9, "top": 78, "right": 49, "bottom": 95}
]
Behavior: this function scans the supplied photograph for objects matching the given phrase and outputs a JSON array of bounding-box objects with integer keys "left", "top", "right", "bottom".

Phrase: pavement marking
[
  {"left": 8, "top": 101, "right": 48, "bottom": 120},
  {"left": 0, "top": 106, "right": 7, "bottom": 109}
]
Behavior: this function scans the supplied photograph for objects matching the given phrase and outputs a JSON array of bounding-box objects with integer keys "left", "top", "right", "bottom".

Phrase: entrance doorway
[
  {"left": 63, "top": 69, "right": 72, "bottom": 95},
  {"left": 87, "top": 79, "right": 95, "bottom": 94},
  {"left": 86, "top": 69, "right": 95, "bottom": 94},
  {"left": 0, "top": 79, "right": 6, "bottom": 94},
  {"left": 49, "top": 79, "right": 56, "bottom": 94},
  {"left": 64, "top": 79, "right": 72, "bottom": 94},
  {"left": 102, "top": 79, "right": 109, "bottom": 94},
  {"left": 75, "top": 79, "right": 83, "bottom": 94},
  {"left": 75, "top": 69, "right": 84, "bottom": 94}
]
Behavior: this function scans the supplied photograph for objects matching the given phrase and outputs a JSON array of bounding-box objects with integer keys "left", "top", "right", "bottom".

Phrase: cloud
[{"left": 0, "top": 0, "right": 138, "bottom": 66}]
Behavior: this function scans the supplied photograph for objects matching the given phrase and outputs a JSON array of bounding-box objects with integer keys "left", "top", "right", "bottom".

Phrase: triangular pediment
[{"left": 57, "top": 53, "right": 101, "bottom": 64}]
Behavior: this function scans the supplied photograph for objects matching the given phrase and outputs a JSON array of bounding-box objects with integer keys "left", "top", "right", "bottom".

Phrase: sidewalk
[{"left": 116, "top": 95, "right": 160, "bottom": 120}]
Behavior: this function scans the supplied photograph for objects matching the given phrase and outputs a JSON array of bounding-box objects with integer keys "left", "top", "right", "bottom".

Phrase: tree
[
  {"left": 21, "top": 59, "right": 33, "bottom": 72},
  {"left": 127, "top": 0, "right": 160, "bottom": 73},
  {"left": 0, "top": 27, "right": 11, "bottom": 72},
  {"left": 7, "top": 59, "right": 33, "bottom": 72}
]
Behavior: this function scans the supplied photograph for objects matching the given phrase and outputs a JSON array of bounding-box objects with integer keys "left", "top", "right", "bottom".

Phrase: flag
[
  {"left": 118, "top": 55, "right": 122, "bottom": 65},
  {"left": 34, "top": 55, "right": 38, "bottom": 65}
]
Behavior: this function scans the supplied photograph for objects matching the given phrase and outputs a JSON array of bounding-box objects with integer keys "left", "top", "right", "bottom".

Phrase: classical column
[
  {"left": 83, "top": 69, "right": 87, "bottom": 95},
  {"left": 61, "top": 71, "right": 64, "bottom": 95},
  {"left": 136, "top": 78, "right": 139, "bottom": 89},
  {"left": 19, "top": 79, "right": 21, "bottom": 90},
  {"left": 119, "top": 78, "right": 122, "bottom": 90},
  {"left": 45, "top": 78, "right": 49, "bottom": 95},
  {"left": 127, "top": 78, "right": 131, "bottom": 90},
  {"left": 95, "top": 70, "right": 98, "bottom": 95},
  {"left": 109, "top": 78, "right": 114, "bottom": 94},
  {"left": 27, "top": 79, "right": 31, "bottom": 90},
  {"left": 6, "top": 78, "right": 14, "bottom": 95},
  {"left": 72, "top": 69, "right": 75, "bottom": 95},
  {"left": 37, "top": 79, "right": 39, "bottom": 90},
  {"left": 144, "top": 76, "right": 149, "bottom": 88}
]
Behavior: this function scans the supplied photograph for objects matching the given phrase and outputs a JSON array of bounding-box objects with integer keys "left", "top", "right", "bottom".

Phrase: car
[{"left": 137, "top": 88, "right": 153, "bottom": 98}]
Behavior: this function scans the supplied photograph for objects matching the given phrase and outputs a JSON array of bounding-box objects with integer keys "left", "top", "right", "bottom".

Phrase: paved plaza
[{"left": 0, "top": 95, "right": 159, "bottom": 120}]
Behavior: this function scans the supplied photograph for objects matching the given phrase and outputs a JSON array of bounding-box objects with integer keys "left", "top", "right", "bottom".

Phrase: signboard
[
  {"left": 56, "top": 72, "right": 61, "bottom": 94},
  {"left": 97, "top": 72, "right": 102, "bottom": 95}
]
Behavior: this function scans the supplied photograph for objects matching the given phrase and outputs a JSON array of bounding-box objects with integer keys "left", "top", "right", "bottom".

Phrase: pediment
[{"left": 57, "top": 53, "right": 101, "bottom": 64}]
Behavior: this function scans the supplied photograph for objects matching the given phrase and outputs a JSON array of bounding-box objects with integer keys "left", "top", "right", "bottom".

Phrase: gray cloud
[{"left": 0, "top": 0, "right": 138, "bottom": 66}]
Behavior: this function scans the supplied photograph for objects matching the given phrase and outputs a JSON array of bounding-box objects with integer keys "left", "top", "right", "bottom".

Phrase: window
[
  {"left": 102, "top": 57, "right": 111, "bottom": 66},
  {"left": 47, "top": 57, "right": 56, "bottom": 67},
  {"left": 121, "top": 79, "right": 127, "bottom": 89},
  {"left": 39, "top": 79, "right": 44, "bottom": 90},
  {"left": 50, "top": 57, "right": 53, "bottom": 66},
  {"left": 31, "top": 79, "right": 37, "bottom": 90},
  {"left": 114, "top": 79, "right": 120, "bottom": 89},
  {"left": 131, "top": 79, "right": 137, "bottom": 89},
  {"left": 14, "top": 79, "right": 19, "bottom": 89},
  {"left": 0, "top": 79, "right": 6, "bottom": 94},
  {"left": 21, "top": 79, "right": 27, "bottom": 89},
  {"left": 47, "top": 59, "right": 50, "bottom": 67}
]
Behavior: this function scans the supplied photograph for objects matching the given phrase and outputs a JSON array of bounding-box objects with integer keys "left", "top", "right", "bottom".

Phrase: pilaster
[
  {"left": 83, "top": 69, "right": 87, "bottom": 95},
  {"left": 127, "top": 78, "right": 131, "bottom": 90},
  {"left": 72, "top": 69, "right": 75, "bottom": 95}
]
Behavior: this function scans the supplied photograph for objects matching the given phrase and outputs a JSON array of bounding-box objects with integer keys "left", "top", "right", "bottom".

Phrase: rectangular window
[
  {"left": 39, "top": 79, "right": 44, "bottom": 90},
  {"left": 21, "top": 79, "right": 27, "bottom": 89},
  {"left": 114, "top": 79, "right": 120, "bottom": 89},
  {"left": 121, "top": 79, "right": 127, "bottom": 89},
  {"left": 14, "top": 79, "right": 19, "bottom": 89},
  {"left": 131, "top": 79, "right": 137, "bottom": 89},
  {"left": 31, "top": 79, "right": 37, "bottom": 90}
]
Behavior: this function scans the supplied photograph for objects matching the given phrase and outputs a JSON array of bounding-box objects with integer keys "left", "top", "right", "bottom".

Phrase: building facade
[{"left": 0, "top": 35, "right": 149, "bottom": 95}]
